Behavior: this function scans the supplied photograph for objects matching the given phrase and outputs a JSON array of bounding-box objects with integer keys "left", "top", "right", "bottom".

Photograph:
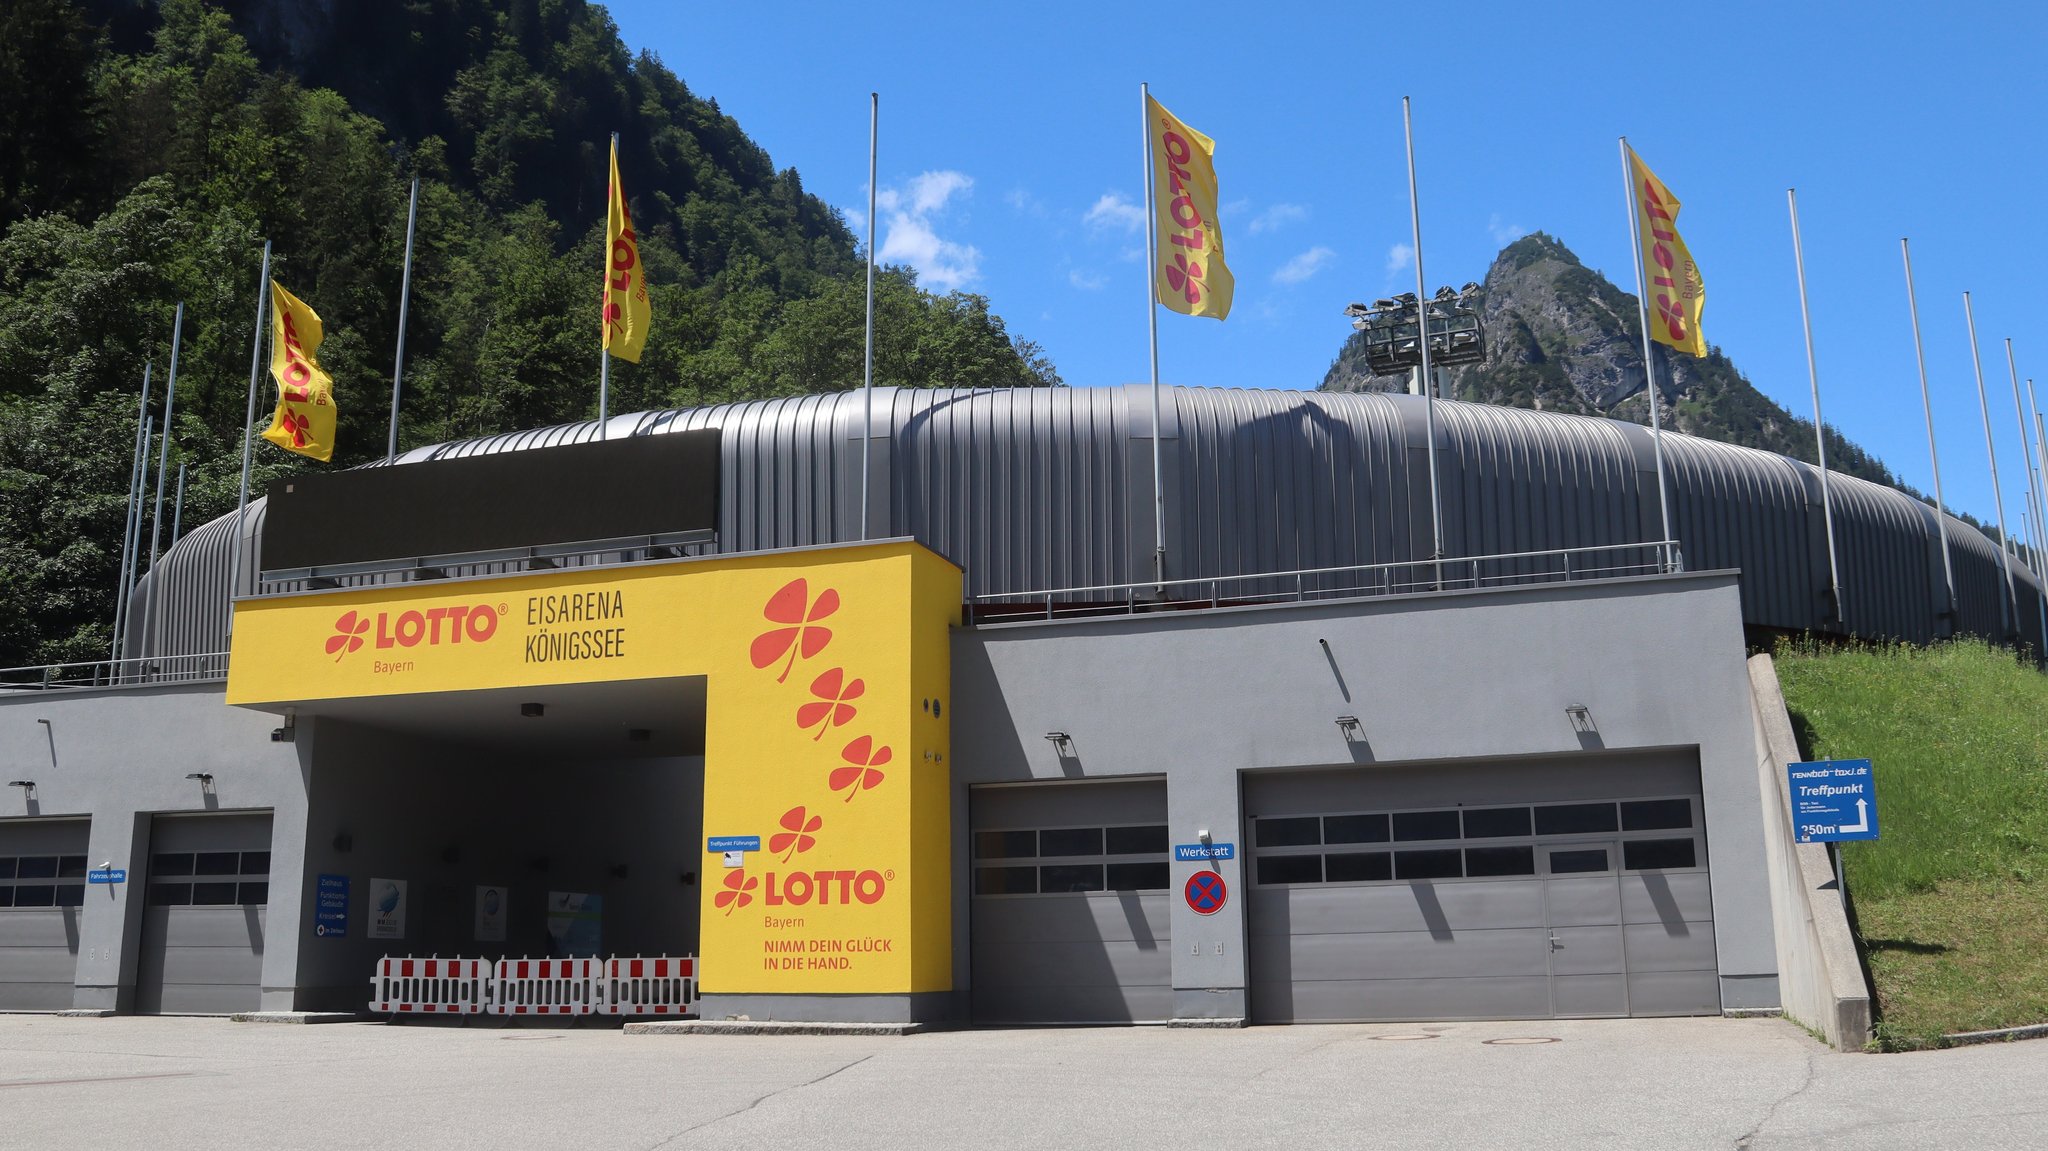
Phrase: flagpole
[
  {"left": 120, "top": 415, "right": 155, "bottom": 673},
  {"left": 1620, "top": 138, "right": 1676, "bottom": 572},
  {"left": 1787, "top": 189, "right": 1842, "bottom": 624},
  {"left": 111, "top": 362, "right": 152, "bottom": 666},
  {"left": 861, "top": 92, "right": 877, "bottom": 542},
  {"left": 170, "top": 463, "right": 187, "bottom": 547},
  {"left": 1142, "top": 82, "right": 1166, "bottom": 589},
  {"left": 1963, "top": 292, "right": 2017, "bottom": 637},
  {"left": 599, "top": 132, "right": 616, "bottom": 441},
  {"left": 137, "top": 303, "right": 184, "bottom": 665},
  {"left": 1900, "top": 239, "right": 1954, "bottom": 625},
  {"left": 389, "top": 175, "right": 419, "bottom": 461},
  {"left": 1405, "top": 97, "right": 1443, "bottom": 584},
  {"left": 2006, "top": 341, "right": 2047, "bottom": 655},
  {"left": 229, "top": 241, "right": 272, "bottom": 633}
]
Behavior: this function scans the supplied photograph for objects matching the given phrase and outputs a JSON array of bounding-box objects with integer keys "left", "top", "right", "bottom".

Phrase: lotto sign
[{"left": 1185, "top": 871, "right": 1227, "bottom": 915}]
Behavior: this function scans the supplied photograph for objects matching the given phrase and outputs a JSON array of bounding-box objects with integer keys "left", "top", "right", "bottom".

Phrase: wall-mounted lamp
[
  {"left": 1197, "top": 827, "right": 1212, "bottom": 843},
  {"left": 35, "top": 718, "right": 50, "bottom": 728},
  {"left": 1565, "top": 704, "right": 1596, "bottom": 734},
  {"left": 521, "top": 702, "right": 545, "bottom": 719},
  {"left": 184, "top": 772, "right": 214, "bottom": 784},
  {"left": 1335, "top": 715, "right": 1362, "bottom": 735},
  {"left": 270, "top": 710, "right": 297, "bottom": 743},
  {"left": 1044, "top": 731, "right": 1073, "bottom": 754},
  {"left": 628, "top": 728, "right": 652, "bottom": 743},
  {"left": 6, "top": 780, "right": 34, "bottom": 797},
  {"left": 331, "top": 831, "right": 353, "bottom": 853},
  {"left": 609, "top": 863, "right": 630, "bottom": 879}
]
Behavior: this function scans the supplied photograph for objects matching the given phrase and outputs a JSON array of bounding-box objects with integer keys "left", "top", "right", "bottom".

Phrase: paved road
[{"left": 0, "top": 1015, "right": 2042, "bottom": 1150}]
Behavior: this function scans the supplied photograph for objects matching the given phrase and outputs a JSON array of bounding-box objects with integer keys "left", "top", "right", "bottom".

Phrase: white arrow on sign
[{"left": 1839, "top": 798, "right": 1869, "bottom": 835}]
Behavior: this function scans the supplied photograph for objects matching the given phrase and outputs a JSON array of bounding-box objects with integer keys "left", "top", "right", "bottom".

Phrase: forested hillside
[{"left": 0, "top": 0, "right": 1057, "bottom": 668}]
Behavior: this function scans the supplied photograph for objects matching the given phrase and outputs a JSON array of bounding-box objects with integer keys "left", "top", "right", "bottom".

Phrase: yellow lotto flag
[
  {"left": 262, "top": 281, "right": 338, "bottom": 463},
  {"left": 1147, "top": 94, "right": 1233, "bottom": 321},
  {"left": 603, "top": 137, "right": 651, "bottom": 362},
  {"left": 1629, "top": 149, "right": 1706, "bottom": 357}
]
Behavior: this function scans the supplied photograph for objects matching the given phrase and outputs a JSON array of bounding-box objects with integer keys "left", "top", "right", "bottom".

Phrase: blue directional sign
[
  {"left": 314, "top": 873, "right": 349, "bottom": 937},
  {"left": 707, "top": 836, "right": 761, "bottom": 853},
  {"left": 1787, "top": 759, "right": 1880, "bottom": 844},
  {"left": 87, "top": 868, "right": 126, "bottom": 884},
  {"left": 1174, "top": 842, "right": 1236, "bottom": 862}
]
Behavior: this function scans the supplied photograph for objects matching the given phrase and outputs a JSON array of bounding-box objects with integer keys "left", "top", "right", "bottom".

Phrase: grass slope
[{"left": 1775, "top": 639, "right": 2048, "bottom": 1048}]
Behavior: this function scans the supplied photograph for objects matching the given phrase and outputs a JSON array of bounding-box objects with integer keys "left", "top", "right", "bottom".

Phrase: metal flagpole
[
  {"left": 599, "top": 132, "right": 616, "bottom": 441},
  {"left": 1142, "top": 82, "right": 1166, "bottom": 589},
  {"left": 861, "top": 93, "right": 877, "bottom": 542},
  {"left": 141, "top": 303, "right": 184, "bottom": 662},
  {"left": 1963, "top": 292, "right": 2017, "bottom": 637},
  {"left": 1787, "top": 189, "right": 1842, "bottom": 624},
  {"left": 1620, "top": 139, "right": 1676, "bottom": 572},
  {"left": 1900, "top": 239, "right": 1955, "bottom": 624},
  {"left": 111, "top": 362, "right": 152, "bottom": 665},
  {"left": 229, "top": 241, "right": 273, "bottom": 634},
  {"left": 389, "top": 175, "right": 419, "bottom": 461},
  {"left": 170, "top": 463, "right": 187, "bottom": 547},
  {"left": 1405, "top": 97, "right": 1443, "bottom": 583},
  {"left": 2010, "top": 348, "right": 2048, "bottom": 656},
  {"left": 119, "top": 415, "right": 155, "bottom": 672},
  {"left": 2031, "top": 383, "right": 2048, "bottom": 641}
]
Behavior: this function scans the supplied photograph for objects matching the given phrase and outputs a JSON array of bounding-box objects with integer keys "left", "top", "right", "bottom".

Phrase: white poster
[
  {"left": 474, "top": 885, "right": 508, "bottom": 943},
  {"left": 368, "top": 877, "right": 408, "bottom": 940}
]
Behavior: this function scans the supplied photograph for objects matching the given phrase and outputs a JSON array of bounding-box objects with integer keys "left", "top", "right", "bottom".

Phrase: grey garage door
[
  {"left": 0, "top": 818, "right": 90, "bottom": 1011},
  {"left": 970, "top": 779, "right": 1171, "bottom": 1024},
  {"left": 1247, "top": 757, "right": 1719, "bottom": 1023},
  {"left": 137, "top": 812, "right": 274, "bottom": 1015}
]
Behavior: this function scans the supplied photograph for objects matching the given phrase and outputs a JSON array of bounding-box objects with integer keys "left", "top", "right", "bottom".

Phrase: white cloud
[
  {"left": 1273, "top": 246, "right": 1336, "bottom": 286},
  {"left": 873, "top": 170, "right": 980, "bottom": 290},
  {"left": 1489, "top": 213, "right": 1527, "bottom": 245},
  {"left": 1068, "top": 268, "right": 1108, "bottom": 291},
  {"left": 1084, "top": 192, "right": 1145, "bottom": 233},
  {"left": 1249, "top": 203, "right": 1308, "bottom": 235},
  {"left": 1386, "top": 242, "right": 1415, "bottom": 278}
]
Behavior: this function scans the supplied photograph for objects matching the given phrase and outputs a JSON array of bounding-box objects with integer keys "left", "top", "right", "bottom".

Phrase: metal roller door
[
  {"left": 969, "top": 779, "right": 1172, "bottom": 1024},
  {"left": 0, "top": 819, "right": 90, "bottom": 1011},
  {"left": 136, "top": 812, "right": 274, "bottom": 1015},
  {"left": 1246, "top": 757, "right": 1719, "bottom": 1023}
]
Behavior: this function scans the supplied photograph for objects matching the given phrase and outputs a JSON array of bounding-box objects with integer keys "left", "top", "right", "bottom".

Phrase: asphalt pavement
[{"left": 0, "top": 1014, "right": 2043, "bottom": 1150}]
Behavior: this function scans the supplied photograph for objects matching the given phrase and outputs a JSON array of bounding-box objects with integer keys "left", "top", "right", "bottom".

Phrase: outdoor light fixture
[
  {"left": 270, "top": 710, "right": 296, "bottom": 743},
  {"left": 1335, "top": 715, "right": 1362, "bottom": 733},
  {"left": 1044, "top": 731, "right": 1071, "bottom": 749},
  {"left": 7, "top": 780, "right": 33, "bottom": 795},
  {"left": 521, "top": 702, "right": 545, "bottom": 718},
  {"left": 1565, "top": 705, "right": 1595, "bottom": 734},
  {"left": 628, "top": 728, "right": 652, "bottom": 743},
  {"left": 184, "top": 772, "right": 213, "bottom": 784},
  {"left": 1344, "top": 285, "right": 1487, "bottom": 377}
]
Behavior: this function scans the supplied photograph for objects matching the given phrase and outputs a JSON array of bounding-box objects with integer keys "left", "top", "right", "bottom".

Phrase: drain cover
[{"left": 1482, "top": 1036, "right": 1560, "bottom": 1045}]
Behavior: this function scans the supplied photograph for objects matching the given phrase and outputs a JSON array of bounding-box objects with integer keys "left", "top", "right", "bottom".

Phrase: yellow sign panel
[{"left": 229, "top": 541, "right": 960, "bottom": 996}]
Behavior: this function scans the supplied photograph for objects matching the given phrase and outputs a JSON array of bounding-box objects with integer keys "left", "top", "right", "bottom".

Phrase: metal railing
[
  {"left": 0, "top": 652, "right": 230, "bottom": 692},
  {"left": 965, "top": 540, "right": 1684, "bottom": 625}
]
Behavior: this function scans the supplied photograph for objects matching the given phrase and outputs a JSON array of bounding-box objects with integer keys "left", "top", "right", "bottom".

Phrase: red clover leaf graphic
[
  {"left": 769, "top": 807, "right": 823, "bottom": 862},
  {"left": 714, "top": 869, "right": 757, "bottom": 915},
  {"left": 796, "top": 668, "right": 864, "bottom": 741},
  {"left": 830, "top": 736, "right": 891, "bottom": 801},
  {"left": 748, "top": 579, "right": 839, "bottom": 683}
]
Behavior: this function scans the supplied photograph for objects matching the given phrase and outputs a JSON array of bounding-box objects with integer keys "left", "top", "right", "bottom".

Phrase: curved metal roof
[{"left": 132, "top": 385, "right": 2041, "bottom": 657}]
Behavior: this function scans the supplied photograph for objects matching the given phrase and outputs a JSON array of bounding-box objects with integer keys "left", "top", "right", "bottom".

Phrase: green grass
[{"left": 1775, "top": 638, "right": 2048, "bottom": 1048}]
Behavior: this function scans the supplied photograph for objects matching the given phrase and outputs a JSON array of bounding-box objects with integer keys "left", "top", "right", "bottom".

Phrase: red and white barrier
[
  {"left": 602, "top": 956, "right": 697, "bottom": 1017},
  {"left": 368, "top": 956, "right": 490, "bottom": 1015},
  {"left": 490, "top": 956, "right": 601, "bottom": 1016}
]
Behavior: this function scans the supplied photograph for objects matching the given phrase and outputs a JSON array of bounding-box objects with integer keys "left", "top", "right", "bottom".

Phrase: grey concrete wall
[
  {"left": 295, "top": 719, "right": 704, "bottom": 1012},
  {"left": 949, "top": 572, "right": 1777, "bottom": 1021},
  {"left": 1746, "top": 654, "right": 1873, "bottom": 1049},
  {"left": 0, "top": 682, "right": 308, "bottom": 1012}
]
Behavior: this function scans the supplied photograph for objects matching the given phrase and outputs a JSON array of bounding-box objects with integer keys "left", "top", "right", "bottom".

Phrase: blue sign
[
  {"left": 87, "top": 868, "right": 126, "bottom": 884},
  {"left": 314, "top": 873, "right": 350, "bottom": 937},
  {"left": 707, "top": 836, "right": 761, "bottom": 853},
  {"left": 1174, "top": 843, "right": 1236, "bottom": 862},
  {"left": 1788, "top": 759, "right": 1880, "bottom": 843}
]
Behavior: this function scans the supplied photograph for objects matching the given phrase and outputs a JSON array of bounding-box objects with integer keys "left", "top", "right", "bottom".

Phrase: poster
[
  {"left": 474, "top": 885, "right": 508, "bottom": 943},
  {"left": 545, "top": 891, "right": 602, "bottom": 957},
  {"left": 368, "top": 877, "right": 408, "bottom": 940}
]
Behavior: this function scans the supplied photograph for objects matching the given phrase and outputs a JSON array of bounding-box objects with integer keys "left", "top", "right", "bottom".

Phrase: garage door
[
  {"left": 136, "top": 812, "right": 274, "bottom": 1015},
  {"left": 970, "top": 779, "right": 1171, "bottom": 1024},
  {"left": 0, "top": 819, "right": 89, "bottom": 1011},
  {"left": 1247, "top": 757, "right": 1719, "bottom": 1023}
]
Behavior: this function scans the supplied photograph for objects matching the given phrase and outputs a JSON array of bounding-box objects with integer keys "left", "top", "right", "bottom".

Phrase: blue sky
[{"left": 610, "top": 0, "right": 2048, "bottom": 533}]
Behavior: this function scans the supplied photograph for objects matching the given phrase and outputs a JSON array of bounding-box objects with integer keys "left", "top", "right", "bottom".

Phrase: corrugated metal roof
[{"left": 131, "top": 386, "right": 2041, "bottom": 657}]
